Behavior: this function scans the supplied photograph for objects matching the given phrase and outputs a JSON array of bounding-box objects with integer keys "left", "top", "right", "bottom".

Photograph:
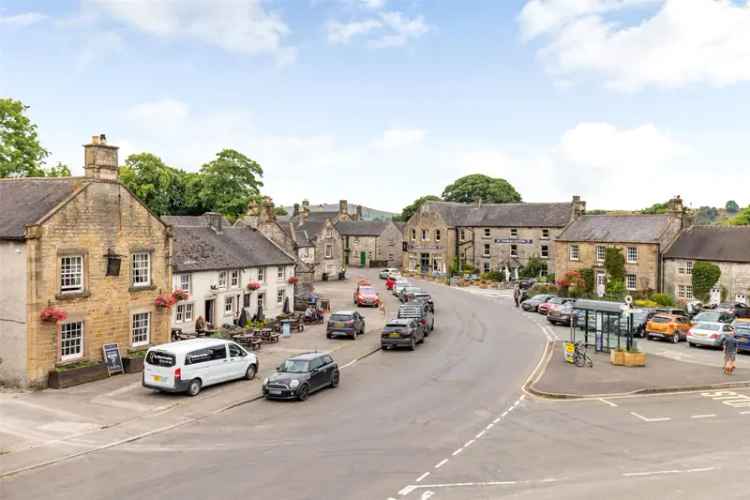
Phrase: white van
[{"left": 143, "top": 338, "right": 258, "bottom": 396}]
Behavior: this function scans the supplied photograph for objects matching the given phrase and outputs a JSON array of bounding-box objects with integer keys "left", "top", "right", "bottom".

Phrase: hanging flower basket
[
  {"left": 155, "top": 294, "right": 177, "bottom": 309},
  {"left": 40, "top": 307, "right": 67, "bottom": 323},
  {"left": 172, "top": 289, "right": 190, "bottom": 301},
  {"left": 247, "top": 281, "right": 261, "bottom": 291},
  {"left": 287, "top": 276, "right": 299, "bottom": 285}
]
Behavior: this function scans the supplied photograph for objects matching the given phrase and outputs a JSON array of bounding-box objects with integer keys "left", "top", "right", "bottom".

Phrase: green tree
[
  {"left": 441, "top": 174, "right": 521, "bottom": 204},
  {"left": 694, "top": 206, "right": 719, "bottom": 225},
  {"left": 120, "top": 153, "right": 190, "bottom": 215},
  {"left": 273, "top": 206, "right": 288, "bottom": 216},
  {"left": 728, "top": 206, "right": 750, "bottom": 226},
  {"left": 726, "top": 200, "right": 740, "bottom": 213},
  {"left": 0, "top": 98, "right": 49, "bottom": 177},
  {"left": 692, "top": 261, "right": 721, "bottom": 302},
  {"left": 198, "top": 149, "right": 264, "bottom": 221},
  {"left": 520, "top": 255, "right": 547, "bottom": 278},
  {"left": 397, "top": 195, "right": 441, "bottom": 222},
  {"left": 45, "top": 162, "right": 71, "bottom": 177},
  {"left": 604, "top": 247, "right": 625, "bottom": 282},
  {"left": 641, "top": 201, "right": 669, "bottom": 214},
  {"left": 605, "top": 279, "right": 626, "bottom": 302},
  {"left": 580, "top": 268, "right": 595, "bottom": 294}
]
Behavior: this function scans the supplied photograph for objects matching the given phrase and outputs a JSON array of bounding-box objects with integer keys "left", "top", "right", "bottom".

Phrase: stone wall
[
  {"left": 402, "top": 208, "right": 453, "bottom": 273},
  {"left": 0, "top": 241, "right": 28, "bottom": 386},
  {"left": 314, "top": 220, "right": 344, "bottom": 280},
  {"left": 471, "top": 226, "right": 562, "bottom": 275},
  {"left": 377, "top": 222, "right": 403, "bottom": 267},
  {"left": 664, "top": 259, "right": 750, "bottom": 303}
]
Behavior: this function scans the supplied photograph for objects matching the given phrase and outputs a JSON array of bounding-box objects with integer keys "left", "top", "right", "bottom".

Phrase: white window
[
  {"left": 627, "top": 247, "right": 638, "bottom": 264},
  {"left": 176, "top": 303, "right": 193, "bottom": 323},
  {"left": 131, "top": 312, "right": 150, "bottom": 346},
  {"left": 511, "top": 244, "right": 518, "bottom": 258},
  {"left": 277, "top": 267, "right": 284, "bottom": 280},
  {"left": 484, "top": 228, "right": 491, "bottom": 237},
  {"left": 325, "top": 244, "right": 333, "bottom": 259},
  {"left": 541, "top": 245, "right": 549, "bottom": 259},
  {"left": 686, "top": 285, "right": 694, "bottom": 300},
  {"left": 277, "top": 288, "right": 285, "bottom": 305},
  {"left": 60, "top": 321, "right": 83, "bottom": 361},
  {"left": 483, "top": 262, "right": 490, "bottom": 273},
  {"left": 686, "top": 261, "right": 693, "bottom": 275},
  {"left": 510, "top": 228, "right": 518, "bottom": 237},
  {"left": 179, "top": 274, "right": 191, "bottom": 294},
  {"left": 224, "top": 296, "right": 234, "bottom": 315},
  {"left": 230, "top": 270, "right": 240, "bottom": 288},
  {"left": 132, "top": 252, "right": 151, "bottom": 287},
  {"left": 542, "top": 229, "right": 550, "bottom": 239},
  {"left": 596, "top": 246, "right": 606, "bottom": 262},
  {"left": 411, "top": 228, "right": 416, "bottom": 240},
  {"left": 60, "top": 255, "right": 83, "bottom": 293},
  {"left": 326, "top": 228, "right": 333, "bottom": 238},
  {"left": 421, "top": 229, "right": 428, "bottom": 241},
  {"left": 218, "top": 271, "right": 227, "bottom": 288},
  {"left": 483, "top": 243, "right": 490, "bottom": 256},
  {"left": 570, "top": 244, "right": 580, "bottom": 261},
  {"left": 258, "top": 267, "right": 265, "bottom": 282},
  {"left": 435, "top": 229, "right": 441, "bottom": 241},
  {"left": 626, "top": 274, "right": 637, "bottom": 291}
]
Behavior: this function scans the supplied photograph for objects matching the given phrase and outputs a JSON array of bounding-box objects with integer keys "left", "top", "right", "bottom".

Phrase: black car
[
  {"left": 521, "top": 294, "right": 554, "bottom": 312},
  {"left": 326, "top": 311, "right": 366, "bottom": 339},
  {"left": 397, "top": 302, "right": 434, "bottom": 335},
  {"left": 412, "top": 292, "right": 435, "bottom": 312},
  {"left": 263, "top": 352, "right": 339, "bottom": 401},
  {"left": 381, "top": 318, "right": 424, "bottom": 350},
  {"left": 630, "top": 308, "right": 657, "bottom": 338}
]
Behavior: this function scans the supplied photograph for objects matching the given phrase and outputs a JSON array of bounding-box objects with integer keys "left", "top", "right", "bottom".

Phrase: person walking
[
  {"left": 724, "top": 328, "right": 737, "bottom": 375},
  {"left": 513, "top": 285, "right": 520, "bottom": 308}
]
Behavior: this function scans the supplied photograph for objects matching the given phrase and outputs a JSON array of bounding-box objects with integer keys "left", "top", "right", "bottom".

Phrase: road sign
[{"left": 564, "top": 342, "right": 575, "bottom": 364}]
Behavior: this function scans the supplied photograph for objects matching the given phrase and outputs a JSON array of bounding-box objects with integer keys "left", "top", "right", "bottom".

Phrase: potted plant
[
  {"left": 172, "top": 288, "right": 190, "bottom": 301},
  {"left": 40, "top": 307, "right": 67, "bottom": 323},
  {"left": 48, "top": 360, "right": 109, "bottom": 389},
  {"left": 247, "top": 281, "right": 261, "bottom": 291},
  {"left": 123, "top": 349, "right": 147, "bottom": 373},
  {"left": 287, "top": 276, "right": 299, "bottom": 285},
  {"left": 154, "top": 294, "right": 176, "bottom": 309},
  {"left": 623, "top": 346, "right": 647, "bottom": 367},
  {"left": 610, "top": 347, "right": 625, "bottom": 366}
]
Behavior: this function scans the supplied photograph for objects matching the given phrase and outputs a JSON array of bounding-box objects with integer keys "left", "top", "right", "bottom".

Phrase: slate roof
[
  {"left": 557, "top": 215, "right": 677, "bottom": 243},
  {"left": 335, "top": 220, "right": 388, "bottom": 237},
  {"left": 162, "top": 214, "right": 231, "bottom": 227},
  {"left": 289, "top": 223, "right": 316, "bottom": 247},
  {"left": 425, "top": 201, "right": 574, "bottom": 228},
  {"left": 0, "top": 178, "right": 87, "bottom": 240},
  {"left": 172, "top": 226, "right": 295, "bottom": 273},
  {"left": 664, "top": 226, "right": 750, "bottom": 263}
]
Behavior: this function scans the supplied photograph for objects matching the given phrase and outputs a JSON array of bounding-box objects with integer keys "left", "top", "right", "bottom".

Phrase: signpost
[
  {"left": 102, "top": 343, "right": 124, "bottom": 376},
  {"left": 494, "top": 238, "right": 533, "bottom": 244}
]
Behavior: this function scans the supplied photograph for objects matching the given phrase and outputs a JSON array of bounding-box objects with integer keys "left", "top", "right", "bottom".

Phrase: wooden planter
[
  {"left": 624, "top": 351, "right": 647, "bottom": 367},
  {"left": 48, "top": 363, "right": 109, "bottom": 389},
  {"left": 610, "top": 350, "right": 625, "bottom": 366},
  {"left": 123, "top": 356, "right": 145, "bottom": 374}
]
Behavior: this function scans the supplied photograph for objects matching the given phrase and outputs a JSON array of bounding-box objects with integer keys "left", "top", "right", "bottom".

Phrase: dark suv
[
  {"left": 397, "top": 302, "right": 434, "bottom": 336},
  {"left": 412, "top": 292, "right": 434, "bottom": 312},
  {"left": 263, "top": 352, "right": 339, "bottom": 401},
  {"left": 381, "top": 319, "right": 424, "bottom": 350},
  {"left": 326, "top": 311, "right": 366, "bottom": 339}
]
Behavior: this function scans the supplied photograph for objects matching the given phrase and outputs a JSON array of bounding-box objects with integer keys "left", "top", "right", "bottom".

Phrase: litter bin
[
  {"left": 320, "top": 298, "right": 331, "bottom": 312},
  {"left": 322, "top": 273, "right": 329, "bottom": 281},
  {"left": 281, "top": 320, "right": 292, "bottom": 338},
  {"left": 338, "top": 271, "right": 346, "bottom": 280}
]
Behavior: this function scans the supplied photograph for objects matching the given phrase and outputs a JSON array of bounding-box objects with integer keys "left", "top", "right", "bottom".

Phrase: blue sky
[{"left": 2, "top": 0, "right": 750, "bottom": 212}]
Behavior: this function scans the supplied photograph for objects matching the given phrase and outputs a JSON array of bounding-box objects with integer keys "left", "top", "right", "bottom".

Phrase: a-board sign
[
  {"left": 564, "top": 342, "right": 575, "bottom": 364},
  {"left": 102, "top": 343, "right": 124, "bottom": 375}
]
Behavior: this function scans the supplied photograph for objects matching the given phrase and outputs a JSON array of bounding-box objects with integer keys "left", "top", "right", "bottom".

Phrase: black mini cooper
[{"left": 263, "top": 352, "right": 339, "bottom": 401}]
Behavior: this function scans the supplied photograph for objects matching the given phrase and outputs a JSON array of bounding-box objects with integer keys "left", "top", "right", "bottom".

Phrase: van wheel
[
  {"left": 245, "top": 364, "right": 257, "bottom": 380},
  {"left": 187, "top": 379, "right": 202, "bottom": 397}
]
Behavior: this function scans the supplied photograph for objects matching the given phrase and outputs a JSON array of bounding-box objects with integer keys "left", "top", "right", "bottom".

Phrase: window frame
[
  {"left": 627, "top": 247, "right": 638, "bottom": 264},
  {"left": 596, "top": 245, "right": 606, "bottom": 262},
  {"left": 483, "top": 228, "right": 491, "bottom": 237},
  {"left": 224, "top": 295, "right": 235, "bottom": 315},
  {"left": 131, "top": 312, "right": 150, "bottom": 347},
  {"left": 541, "top": 245, "right": 549, "bottom": 259},
  {"left": 277, "top": 288, "right": 285, "bottom": 305},
  {"left": 411, "top": 228, "right": 416, "bottom": 241},
  {"left": 176, "top": 303, "right": 194, "bottom": 323},
  {"left": 569, "top": 244, "right": 580, "bottom": 261},
  {"left": 60, "top": 321, "right": 84, "bottom": 362},
  {"left": 541, "top": 229, "right": 550, "bottom": 240},
  {"left": 131, "top": 252, "right": 151, "bottom": 288},
  {"left": 626, "top": 274, "right": 637, "bottom": 291},
  {"left": 510, "top": 244, "right": 518, "bottom": 258},
  {"left": 435, "top": 229, "right": 441, "bottom": 241},
  {"left": 60, "top": 255, "right": 84, "bottom": 294},
  {"left": 325, "top": 244, "right": 333, "bottom": 259},
  {"left": 258, "top": 267, "right": 265, "bottom": 282},
  {"left": 230, "top": 270, "right": 240, "bottom": 288},
  {"left": 421, "top": 229, "right": 428, "bottom": 241},
  {"left": 179, "top": 273, "right": 191, "bottom": 294},
  {"left": 510, "top": 228, "right": 518, "bottom": 237},
  {"left": 277, "top": 267, "right": 284, "bottom": 280},
  {"left": 686, "top": 261, "right": 693, "bottom": 275},
  {"left": 483, "top": 243, "right": 491, "bottom": 257}
]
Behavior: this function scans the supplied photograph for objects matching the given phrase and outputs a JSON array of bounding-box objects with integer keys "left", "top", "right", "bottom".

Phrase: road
[{"left": 4, "top": 276, "right": 750, "bottom": 500}]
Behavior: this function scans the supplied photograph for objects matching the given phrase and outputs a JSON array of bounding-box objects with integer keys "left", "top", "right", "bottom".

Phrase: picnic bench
[{"left": 232, "top": 333, "right": 263, "bottom": 351}]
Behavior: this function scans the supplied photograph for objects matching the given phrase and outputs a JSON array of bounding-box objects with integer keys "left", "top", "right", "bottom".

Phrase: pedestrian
[
  {"left": 724, "top": 327, "right": 737, "bottom": 375},
  {"left": 513, "top": 285, "right": 520, "bottom": 308}
]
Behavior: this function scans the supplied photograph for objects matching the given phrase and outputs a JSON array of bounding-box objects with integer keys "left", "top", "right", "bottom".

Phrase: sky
[{"left": 2, "top": 0, "right": 750, "bottom": 212}]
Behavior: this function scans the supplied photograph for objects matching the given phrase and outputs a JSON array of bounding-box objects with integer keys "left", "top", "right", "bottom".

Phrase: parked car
[
  {"left": 381, "top": 318, "right": 424, "bottom": 350},
  {"left": 262, "top": 352, "right": 339, "bottom": 401},
  {"left": 734, "top": 319, "right": 750, "bottom": 353},
  {"left": 354, "top": 283, "right": 380, "bottom": 307},
  {"left": 397, "top": 302, "right": 434, "bottom": 335},
  {"left": 392, "top": 278, "right": 410, "bottom": 297},
  {"left": 143, "top": 338, "right": 258, "bottom": 397},
  {"left": 539, "top": 297, "right": 574, "bottom": 316},
  {"left": 687, "top": 322, "right": 734, "bottom": 349},
  {"left": 691, "top": 310, "right": 734, "bottom": 326},
  {"left": 655, "top": 307, "right": 685, "bottom": 316},
  {"left": 379, "top": 268, "right": 400, "bottom": 279},
  {"left": 412, "top": 291, "right": 435, "bottom": 312},
  {"left": 326, "top": 311, "right": 366, "bottom": 339},
  {"left": 645, "top": 314, "right": 691, "bottom": 343},
  {"left": 521, "top": 294, "right": 554, "bottom": 312},
  {"left": 399, "top": 286, "right": 423, "bottom": 303},
  {"left": 547, "top": 302, "right": 575, "bottom": 326},
  {"left": 630, "top": 308, "right": 657, "bottom": 338},
  {"left": 735, "top": 303, "right": 750, "bottom": 319}
]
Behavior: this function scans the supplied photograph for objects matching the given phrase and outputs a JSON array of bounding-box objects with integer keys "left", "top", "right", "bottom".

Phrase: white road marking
[
  {"left": 452, "top": 448, "right": 464, "bottom": 456},
  {"left": 475, "top": 430, "right": 486, "bottom": 439},
  {"left": 416, "top": 472, "right": 430, "bottom": 483},
  {"left": 405, "top": 480, "right": 518, "bottom": 491},
  {"left": 691, "top": 414, "right": 717, "bottom": 419},
  {"left": 398, "top": 485, "right": 417, "bottom": 496},
  {"left": 540, "top": 478, "right": 560, "bottom": 483},
  {"left": 598, "top": 398, "right": 618, "bottom": 407},
  {"left": 464, "top": 439, "right": 476, "bottom": 448},
  {"left": 495, "top": 415, "right": 504, "bottom": 422},
  {"left": 485, "top": 423, "right": 494, "bottom": 430},
  {"left": 420, "top": 492, "right": 434, "bottom": 500},
  {"left": 739, "top": 411, "right": 750, "bottom": 415},
  {"left": 630, "top": 412, "right": 671, "bottom": 423},
  {"left": 435, "top": 459, "right": 449, "bottom": 469},
  {"left": 622, "top": 467, "right": 716, "bottom": 478},
  {"left": 339, "top": 359, "right": 357, "bottom": 369}
]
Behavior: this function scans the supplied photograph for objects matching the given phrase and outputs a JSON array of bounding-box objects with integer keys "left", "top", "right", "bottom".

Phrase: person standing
[{"left": 724, "top": 328, "right": 737, "bottom": 375}]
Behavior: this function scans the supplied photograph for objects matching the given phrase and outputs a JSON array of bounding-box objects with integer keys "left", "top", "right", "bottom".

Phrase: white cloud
[
  {"left": 360, "top": 0, "right": 387, "bottom": 9},
  {"left": 327, "top": 19, "right": 382, "bottom": 44},
  {"left": 374, "top": 128, "right": 426, "bottom": 149},
  {"left": 75, "top": 31, "right": 124, "bottom": 71},
  {"left": 126, "top": 99, "right": 191, "bottom": 134},
  {"left": 0, "top": 11, "right": 47, "bottom": 27},
  {"left": 92, "top": 0, "right": 294, "bottom": 62},
  {"left": 520, "top": 0, "right": 750, "bottom": 91},
  {"left": 326, "top": 10, "right": 429, "bottom": 48}
]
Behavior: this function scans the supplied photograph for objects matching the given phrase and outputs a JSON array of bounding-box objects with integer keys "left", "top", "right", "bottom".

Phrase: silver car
[
  {"left": 687, "top": 322, "right": 735, "bottom": 348},
  {"left": 393, "top": 279, "right": 410, "bottom": 297}
]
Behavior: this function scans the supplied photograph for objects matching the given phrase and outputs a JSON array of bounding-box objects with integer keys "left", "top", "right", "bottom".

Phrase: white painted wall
[
  {"left": 171, "top": 264, "right": 296, "bottom": 333},
  {"left": 0, "top": 241, "right": 28, "bottom": 386}
]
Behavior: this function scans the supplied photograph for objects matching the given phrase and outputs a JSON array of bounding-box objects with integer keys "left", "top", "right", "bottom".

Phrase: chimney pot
[
  {"left": 84, "top": 133, "right": 119, "bottom": 181},
  {"left": 205, "top": 212, "right": 223, "bottom": 233}
]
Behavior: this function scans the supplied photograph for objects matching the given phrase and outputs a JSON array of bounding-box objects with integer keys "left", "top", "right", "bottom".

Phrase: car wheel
[
  {"left": 688, "top": 342, "right": 695, "bottom": 348},
  {"left": 646, "top": 335, "right": 652, "bottom": 341},
  {"left": 410, "top": 337, "right": 416, "bottom": 351},
  {"left": 187, "top": 379, "right": 202, "bottom": 397},
  {"left": 244, "top": 364, "right": 257, "bottom": 380},
  {"left": 330, "top": 371, "right": 339, "bottom": 388},
  {"left": 326, "top": 333, "right": 333, "bottom": 339},
  {"left": 297, "top": 384, "right": 310, "bottom": 401},
  {"left": 672, "top": 333, "right": 679, "bottom": 344}
]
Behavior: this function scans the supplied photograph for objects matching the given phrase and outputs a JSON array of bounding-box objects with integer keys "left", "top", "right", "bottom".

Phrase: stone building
[
  {"left": 402, "top": 197, "right": 584, "bottom": 277},
  {"left": 663, "top": 226, "right": 750, "bottom": 304},
  {"left": 335, "top": 220, "right": 403, "bottom": 268},
  {"left": 165, "top": 214, "right": 296, "bottom": 333},
  {"left": 554, "top": 198, "right": 686, "bottom": 296},
  {"left": 0, "top": 135, "right": 172, "bottom": 387}
]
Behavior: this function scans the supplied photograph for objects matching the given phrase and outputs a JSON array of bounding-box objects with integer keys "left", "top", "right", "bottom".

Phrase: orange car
[{"left": 645, "top": 314, "right": 691, "bottom": 343}]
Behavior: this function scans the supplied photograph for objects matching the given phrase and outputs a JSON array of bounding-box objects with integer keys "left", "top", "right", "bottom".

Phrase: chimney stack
[
  {"left": 356, "top": 205, "right": 363, "bottom": 221},
  {"left": 339, "top": 199, "right": 348, "bottom": 217},
  {"left": 84, "top": 134, "right": 119, "bottom": 181},
  {"left": 300, "top": 199, "right": 310, "bottom": 225},
  {"left": 293, "top": 203, "right": 300, "bottom": 217},
  {"left": 206, "top": 212, "right": 223, "bottom": 233},
  {"left": 572, "top": 195, "right": 586, "bottom": 218}
]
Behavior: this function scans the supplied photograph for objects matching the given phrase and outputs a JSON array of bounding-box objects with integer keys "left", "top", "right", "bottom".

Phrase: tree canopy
[
  {"left": 0, "top": 98, "right": 50, "bottom": 177},
  {"left": 728, "top": 206, "right": 750, "bottom": 226},
  {"left": 397, "top": 195, "right": 441, "bottom": 222},
  {"left": 692, "top": 261, "right": 721, "bottom": 302},
  {"left": 197, "top": 149, "right": 264, "bottom": 221},
  {"left": 726, "top": 200, "right": 740, "bottom": 213},
  {"left": 641, "top": 201, "right": 669, "bottom": 214},
  {"left": 441, "top": 174, "right": 521, "bottom": 204},
  {"left": 120, "top": 153, "right": 194, "bottom": 216}
]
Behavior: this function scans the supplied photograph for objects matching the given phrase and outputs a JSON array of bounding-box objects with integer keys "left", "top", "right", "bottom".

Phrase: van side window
[
  {"left": 211, "top": 345, "right": 227, "bottom": 361},
  {"left": 229, "top": 343, "right": 246, "bottom": 358},
  {"left": 185, "top": 349, "right": 212, "bottom": 365}
]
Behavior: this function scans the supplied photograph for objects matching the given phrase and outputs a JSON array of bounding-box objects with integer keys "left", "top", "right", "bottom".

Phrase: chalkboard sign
[{"left": 102, "top": 343, "right": 124, "bottom": 375}]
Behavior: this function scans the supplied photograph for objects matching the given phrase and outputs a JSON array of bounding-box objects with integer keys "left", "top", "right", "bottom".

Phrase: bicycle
[{"left": 573, "top": 342, "right": 593, "bottom": 368}]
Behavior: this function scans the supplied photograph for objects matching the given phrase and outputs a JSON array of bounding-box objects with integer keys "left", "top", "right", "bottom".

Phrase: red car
[
  {"left": 354, "top": 284, "right": 380, "bottom": 307},
  {"left": 386, "top": 277, "right": 396, "bottom": 290},
  {"left": 538, "top": 297, "right": 572, "bottom": 316}
]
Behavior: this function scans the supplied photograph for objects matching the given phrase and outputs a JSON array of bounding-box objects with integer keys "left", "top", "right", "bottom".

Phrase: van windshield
[{"left": 145, "top": 351, "right": 176, "bottom": 367}]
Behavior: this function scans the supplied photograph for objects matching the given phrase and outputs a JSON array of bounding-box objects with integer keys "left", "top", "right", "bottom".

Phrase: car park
[
  {"left": 521, "top": 294, "right": 554, "bottom": 312},
  {"left": 691, "top": 310, "right": 734, "bottom": 326},
  {"left": 547, "top": 302, "right": 575, "bottom": 326},
  {"left": 734, "top": 319, "right": 750, "bottom": 352},
  {"left": 687, "top": 322, "right": 734, "bottom": 348},
  {"left": 143, "top": 338, "right": 258, "bottom": 397},
  {"left": 645, "top": 314, "right": 691, "bottom": 343},
  {"left": 379, "top": 268, "right": 400, "bottom": 279},
  {"left": 354, "top": 283, "right": 380, "bottom": 307},
  {"left": 399, "top": 286, "right": 423, "bottom": 303},
  {"left": 381, "top": 318, "right": 424, "bottom": 350},
  {"left": 326, "top": 311, "right": 366, "bottom": 339},
  {"left": 539, "top": 297, "right": 574, "bottom": 316},
  {"left": 397, "top": 302, "right": 434, "bottom": 335},
  {"left": 263, "top": 352, "right": 339, "bottom": 401}
]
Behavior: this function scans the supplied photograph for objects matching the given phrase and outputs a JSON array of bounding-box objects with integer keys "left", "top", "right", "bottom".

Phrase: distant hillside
[{"left": 282, "top": 203, "right": 397, "bottom": 221}]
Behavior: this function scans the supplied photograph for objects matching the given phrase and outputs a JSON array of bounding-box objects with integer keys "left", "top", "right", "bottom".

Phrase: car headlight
[
  {"left": 290, "top": 379, "right": 300, "bottom": 388},
  {"left": 263, "top": 377, "right": 269, "bottom": 386}
]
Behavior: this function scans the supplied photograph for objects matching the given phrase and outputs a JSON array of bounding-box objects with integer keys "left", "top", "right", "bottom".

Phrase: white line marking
[
  {"left": 497, "top": 415, "right": 504, "bottom": 421},
  {"left": 416, "top": 472, "right": 430, "bottom": 483},
  {"left": 398, "top": 485, "right": 417, "bottom": 496},
  {"left": 739, "top": 411, "right": 750, "bottom": 415},
  {"left": 464, "top": 439, "right": 476, "bottom": 448},
  {"left": 452, "top": 448, "right": 464, "bottom": 456},
  {"left": 407, "top": 480, "right": 518, "bottom": 490},
  {"left": 485, "top": 423, "right": 494, "bottom": 430},
  {"left": 598, "top": 398, "right": 618, "bottom": 407},
  {"left": 691, "top": 414, "right": 717, "bottom": 419},
  {"left": 475, "top": 430, "right": 486, "bottom": 439},
  {"left": 520, "top": 394, "right": 526, "bottom": 400},
  {"left": 339, "top": 359, "right": 357, "bottom": 369},
  {"left": 435, "top": 459, "right": 449, "bottom": 469},
  {"left": 623, "top": 467, "right": 716, "bottom": 478},
  {"left": 540, "top": 478, "right": 559, "bottom": 483},
  {"left": 630, "top": 412, "right": 671, "bottom": 423}
]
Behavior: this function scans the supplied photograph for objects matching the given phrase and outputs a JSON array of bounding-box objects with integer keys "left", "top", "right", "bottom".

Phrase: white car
[
  {"left": 379, "top": 268, "right": 400, "bottom": 279},
  {"left": 143, "top": 338, "right": 258, "bottom": 396},
  {"left": 687, "top": 322, "right": 734, "bottom": 349},
  {"left": 393, "top": 279, "right": 411, "bottom": 297}
]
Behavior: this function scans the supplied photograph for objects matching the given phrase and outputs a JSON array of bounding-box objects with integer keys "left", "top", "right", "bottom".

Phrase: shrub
[
  {"left": 520, "top": 256, "right": 547, "bottom": 279},
  {"left": 605, "top": 279, "right": 626, "bottom": 302},
  {"left": 580, "top": 268, "right": 595, "bottom": 294},
  {"left": 634, "top": 299, "right": 660, "bottom": 308},
  {"left": 650, "top": 293, "right": 676, "bottom": 307},
  {"left": 604, "top": 248, "right": 625, "bottom": 282},
  {"left": 692, "top": 261, "right": 721, "bottom": 302},
  {"left": 481, "top": 271, "right": 505, "bottom": 282},
  {"left": 529, "top": 283, "right": 558, "bottom": 296}
]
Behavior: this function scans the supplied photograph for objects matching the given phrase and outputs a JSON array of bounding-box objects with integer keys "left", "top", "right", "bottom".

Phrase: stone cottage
[
  {"left": 0, "top": 135, "right": 172, "bottom": 387},
  {"left": 335, "top": 220, "right": 403, "bottom": 268}
]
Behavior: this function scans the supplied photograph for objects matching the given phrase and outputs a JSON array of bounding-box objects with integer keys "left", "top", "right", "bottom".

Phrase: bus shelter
[{"left": 570, "top": 299, "right": 634, "bottom": 353}]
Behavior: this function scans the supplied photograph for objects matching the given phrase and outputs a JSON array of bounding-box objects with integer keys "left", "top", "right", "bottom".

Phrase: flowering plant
[
  {"left": 40, "top": 307, "right": 67, "bottom": 323},
  {"left": 287, "top": 276, "right": 299, "bottom": 285},
  {"left": 247, "top": 281, "right": 261, "bottom": 291},
  {"left": 172, "top": 289, "right": 190, "bottom": 301},
  {"left": 155, "top": 294, "right": 177, "bottom": 308}
]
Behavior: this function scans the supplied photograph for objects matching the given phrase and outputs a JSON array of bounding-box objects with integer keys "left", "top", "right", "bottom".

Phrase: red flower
[
  {"left": 155, "top": 294, "right": 177, "bottom": 308},
  {"left": 172, "top": 289, "right": 190, "bottom": 301},
  {"left": 40, "top": 307, "right": 67, "bottom": 323},
  {"left": 247, "top": 281, "right": 261, "bottom": 290},
  {"left": 287, "top": 276, "right": 299, "bottom": 285}
]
